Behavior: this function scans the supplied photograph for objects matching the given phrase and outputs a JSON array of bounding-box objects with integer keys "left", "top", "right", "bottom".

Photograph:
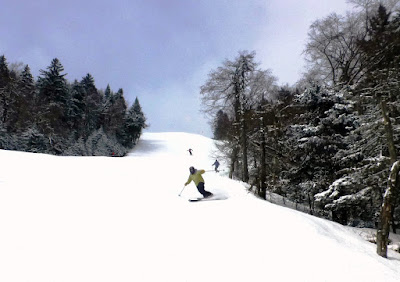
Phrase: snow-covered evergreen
[{"left": 0, "top": 56, "right": 147, "bottom": 156}]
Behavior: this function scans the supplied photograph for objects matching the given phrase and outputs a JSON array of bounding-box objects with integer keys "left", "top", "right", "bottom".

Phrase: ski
[{"left": 188, "top": 195, "right": 228, "bottom": 202}]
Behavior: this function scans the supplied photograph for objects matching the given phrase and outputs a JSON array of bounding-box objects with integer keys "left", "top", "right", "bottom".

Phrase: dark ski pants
[{"left": 197, "top": 182, "right": 212, "bottom": 197}]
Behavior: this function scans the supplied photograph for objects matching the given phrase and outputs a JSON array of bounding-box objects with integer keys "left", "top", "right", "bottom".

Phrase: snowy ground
[{"left": 1, "top": 132, "right": 400, "bottom": 282}]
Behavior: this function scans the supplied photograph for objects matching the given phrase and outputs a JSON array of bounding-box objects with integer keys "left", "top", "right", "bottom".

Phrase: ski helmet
[{"left": 189, "top": 166, "right": 196, "bottom": 174}]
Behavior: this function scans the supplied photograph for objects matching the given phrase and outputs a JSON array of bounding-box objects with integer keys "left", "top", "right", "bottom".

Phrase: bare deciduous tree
[
  {"left": 201, "top": 51, "right": 278, "bottom": 182},
  {"left": 304, "top": 11, "right": 368, "bottom": 87}
]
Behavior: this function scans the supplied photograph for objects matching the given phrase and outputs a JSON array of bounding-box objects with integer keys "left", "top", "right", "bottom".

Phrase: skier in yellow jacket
[{"left": 184, "top": 166, "right": 213, "bottom": 198}]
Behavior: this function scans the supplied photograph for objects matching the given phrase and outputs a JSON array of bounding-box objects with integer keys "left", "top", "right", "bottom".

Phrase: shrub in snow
[
  {"left": 63, "top": 137, "right": 87, "bottom": 156},
  {"left": 86, "top": 128, "right": 128, "bottom": 156},
  {"left": 315, "top": 176, "right": 376, "bottom": 226},
  {"left": 20, "top": 126, "right": 50, "bottom": 153},
  {"left": 0, "top": 125, "right": 14, "bottom": 149}
]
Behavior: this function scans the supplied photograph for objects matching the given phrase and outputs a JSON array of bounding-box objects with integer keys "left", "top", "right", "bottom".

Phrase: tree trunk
[
  {"left": 234, "top": 61, "right": 249, "bottom": 183},
  {"left": 259, "top": 118, "right": 267, "bottom": 199},
  {"left": 380, "top": 100, "right": 399, "bottom": 236},
  {"left": 241, "top": 116, "right": 249, "bottom": 182},
  {"left": 381, "top": 100, "right": 397, "bottom": 163},
  {"left": 308, "top": 193, "right": 314, "bottom": 215},
  {"left": 377, "top": 95, "right": 399, "bottom": 257},
  {"left": 229, "top": 160, "right": 234, "bottom": 179},
  {"left": 229, "top": 146, "right": 238, "bottom": 179},
  {"left": 234, "top": 88, "right": 249, "bottom": 182},
  {"left": 377, "top": 161, "right": 400, "bottom": 257}
]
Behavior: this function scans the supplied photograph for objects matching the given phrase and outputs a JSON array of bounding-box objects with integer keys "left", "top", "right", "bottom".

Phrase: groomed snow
[{"left": 1, "top": 132, "right": 400, "bottom": 282}]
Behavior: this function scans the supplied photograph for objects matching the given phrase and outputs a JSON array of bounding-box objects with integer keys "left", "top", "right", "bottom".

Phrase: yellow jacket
[{"left": 185, "top": 169, "right": 205, "bottom": 186}]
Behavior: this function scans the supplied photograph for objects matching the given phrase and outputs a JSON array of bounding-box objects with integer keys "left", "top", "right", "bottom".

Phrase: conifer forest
[{"left": 0, "top": 56, "right": 146, "bottom": 157}]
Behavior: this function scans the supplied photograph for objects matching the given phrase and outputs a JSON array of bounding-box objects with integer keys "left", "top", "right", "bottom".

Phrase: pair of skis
[
  {"left": 178, "top": 185, "right": 228, "bottom": 202},
  {"left": 188, "top": 194, "right": 228, "bottom": 202}
]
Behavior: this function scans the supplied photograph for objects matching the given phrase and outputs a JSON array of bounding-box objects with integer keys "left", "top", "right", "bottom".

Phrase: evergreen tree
[
  {"left": 103, "top": 88, "right": 127, "bottom": 138},
  {"left": 36, "top": 58, "right": 70, "bottom": 139},
  {"left": 281, "top": 86, "right": 357, "bottom": 222},
  {"left": 123, "top": 97, "right": 146, "bottom": 147},
  {"left": 20, "top": 126, "right": 50, "bottom": 153},
  {"left": 0, "top": 55, "right": 11, "bottom": 126},
  {"left": 353, "top": 5, "right": 400, "bottom": 231},
  {"left": 102, "top": 85, "right": 113, "bottom": 133},
  {"left": 2, "top": 70, "right": 19, "bottom": 132},
  {"left": 15, "top": 65, "right": 36, "bottom": 130},
  {"left": 213, "top": 110, "right": 231, "bottom": 140},
  {"left": 359, "top": 5, "right": 399, "bottom": 81},
  {"left": 104, "top": 84, "right": 112, "bottom": 101},
  {"left": 0, "top": 55, "right": 10, "bottom": 89},
  {"left": 69, "top": 80, "right": 86, "bottom": 138},
  {"left": 81, "top": 73, "right": 102, "bottom": 137}
]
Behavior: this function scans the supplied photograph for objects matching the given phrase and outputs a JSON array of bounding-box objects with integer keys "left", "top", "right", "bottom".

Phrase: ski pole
[{"left": 178, "top": 185, "right": 186, "bottom": 197}]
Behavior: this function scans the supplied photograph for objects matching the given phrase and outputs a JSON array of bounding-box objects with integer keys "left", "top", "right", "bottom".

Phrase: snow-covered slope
[{"left": 1, "top": 132, "right": 400, "bottom": 282}]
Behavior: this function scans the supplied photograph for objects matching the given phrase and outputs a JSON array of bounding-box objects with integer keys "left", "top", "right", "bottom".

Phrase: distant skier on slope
[
  {"left": 184, "top": 166, "right": 213, "bottom": 198},
  {"left": 188, "top": 148, "right": 193, "bottom": 155},
  {"left": 212, "top": 159, "right": 220, "bottom": 172}
]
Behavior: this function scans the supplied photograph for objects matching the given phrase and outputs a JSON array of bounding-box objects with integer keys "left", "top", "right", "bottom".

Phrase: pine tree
[
  {"left": 356, "top": 5, "right": 400, "bottom": 225},
  {"left": 102, "top": 85, "right": 113, "bottom": 133},
  {"left": 104, "top": 84, "right": 112, "bottom": 101},
  {"left": 283, "top": 85, "right": 357, "bottom": 222},
  {"left": 103, "top": 88, "right": 127, "bottom": 138},
  {"left": 0, "top": 55, "right": 11, "bottom": 126},
  {"left": 0, "top": 55, "right": 10, "bottom": 89},
  {"left": 213, "top": 110, "right": 231, "bottom": 140},
  {"left": 36, "top": 58, "right": 70, "bottom": 138},
  {"left": 123, "top": 97, "right": 146, "bottom": 147},
  {"left": 352, "top": 5, "right": 400, "bottom": 253},
  {"left": 81, "top": 73, "right": 102, "bottom": 137},
  {"left": 69, "top": 80, "right": 86, "bottom": 138},
  {"left": 20, "top": 125, "right": 49, "bottom": 153},
  {"left": 16, "top": 65, "right": 36, "bottom": 130},
  {"left": 3, "top": 71, "right": 19, "bottom": 132}
]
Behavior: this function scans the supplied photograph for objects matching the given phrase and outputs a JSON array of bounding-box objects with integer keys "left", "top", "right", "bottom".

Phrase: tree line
[
  {"left": 200, "top": 1, "right": 400, "bottom": 257},
  {"left": 0, "top": 56, "right": 146, "bottom": 156}
]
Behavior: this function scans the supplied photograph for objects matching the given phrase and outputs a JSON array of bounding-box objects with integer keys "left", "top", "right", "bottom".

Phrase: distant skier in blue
[{"left": 212, "top": 159, "right": 220, "bottom": 172}]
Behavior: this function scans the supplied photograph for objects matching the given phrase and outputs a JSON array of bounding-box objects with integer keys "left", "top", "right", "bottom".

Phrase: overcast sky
[{"left": 0, "top": 0, "right": 351, "bottom": 137}]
